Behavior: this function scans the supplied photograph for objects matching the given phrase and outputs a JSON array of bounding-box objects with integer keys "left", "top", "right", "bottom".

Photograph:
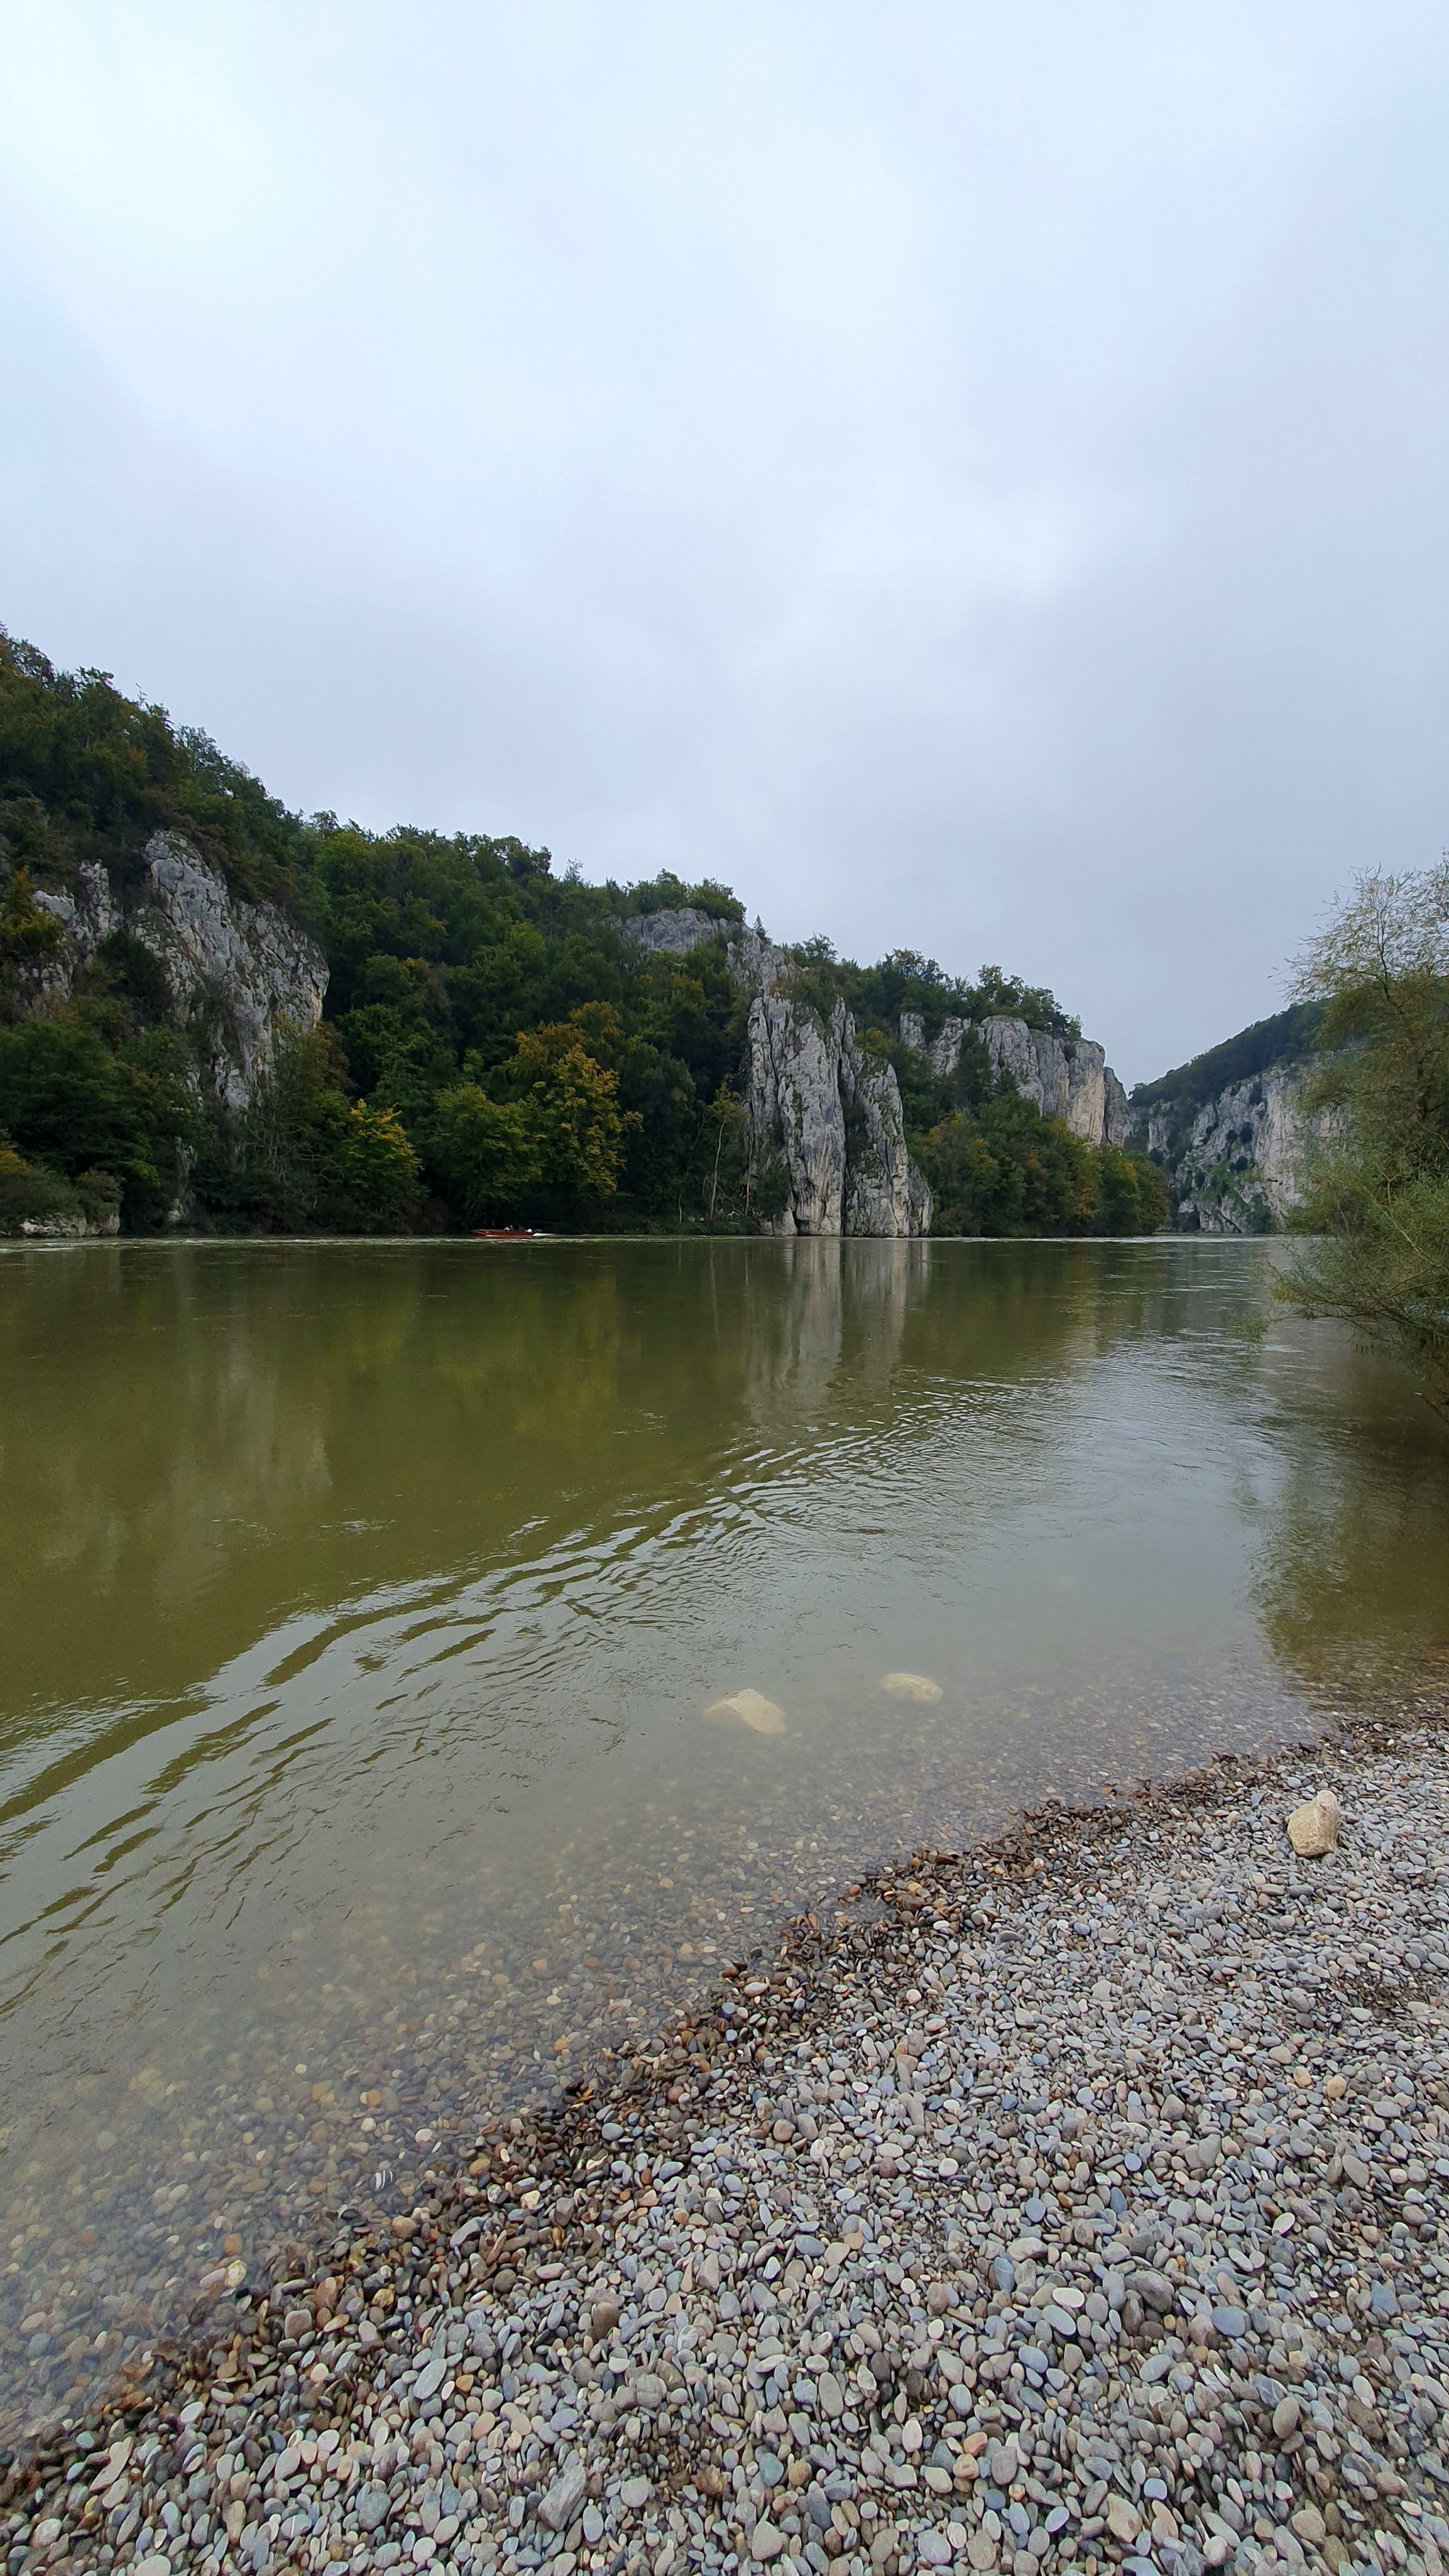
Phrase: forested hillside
[{"left": 0, "top": 630, "right": 1164, "bottom": 1235}]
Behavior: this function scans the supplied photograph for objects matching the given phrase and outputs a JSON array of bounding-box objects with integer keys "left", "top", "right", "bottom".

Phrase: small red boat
[{"left": 470, "top": 1228, "right": 538, "bottom": 1240}]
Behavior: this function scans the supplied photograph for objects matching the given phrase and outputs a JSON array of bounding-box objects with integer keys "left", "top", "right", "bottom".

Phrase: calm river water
[{"left": 1, "top": 1234, "right": 1447, "bottom": 2440}]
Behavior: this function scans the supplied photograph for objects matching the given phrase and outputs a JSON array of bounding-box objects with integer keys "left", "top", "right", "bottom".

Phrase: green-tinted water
[{"left": 1, "top": 1234, "right": 1445, "bottom": 2438}]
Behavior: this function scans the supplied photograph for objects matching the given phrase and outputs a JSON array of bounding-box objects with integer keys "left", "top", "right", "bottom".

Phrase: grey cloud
[{"left": 3, "top": 0, "right": 1448, "bottom": 1080}]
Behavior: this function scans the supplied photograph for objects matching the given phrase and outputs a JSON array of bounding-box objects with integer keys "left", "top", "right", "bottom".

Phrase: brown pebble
[
  {"left": 590, "top": 2298, "right": 621, "bottom": 2342},
  {"left": 391, "top": 2215, "right": 418, "bottom": 2241}
]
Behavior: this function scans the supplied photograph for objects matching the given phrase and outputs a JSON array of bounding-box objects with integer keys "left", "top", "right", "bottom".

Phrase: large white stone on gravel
[{"left": 1286, "top": 1788, "right": 1342, "bottom": 1855}]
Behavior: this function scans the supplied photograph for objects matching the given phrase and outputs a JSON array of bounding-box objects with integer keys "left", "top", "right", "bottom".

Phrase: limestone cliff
[
  {"left": 25, "top": 831, "right": 327, "bottom": 1113},
  {"left": 1129, "top": 1004, "right": 1330, "bottom": 1233},
  {"left": 896, "top": 1011, "right": 1130, "bottom": 1149},
  {"left": 1137, "top": 1064, "right": 1338, "bottom": 1233},
  {"left": 745, "top": 988, "right": 932, "bottom": 1238},
  {"left": 617, "top": 913, "right": 934, "bottom": 1234},
  {"left": 617, "top": 906, "right": 1139, "bottom": 1235},
  {"left": 619, "top": 907, "right": 729, "bottom": 959}
]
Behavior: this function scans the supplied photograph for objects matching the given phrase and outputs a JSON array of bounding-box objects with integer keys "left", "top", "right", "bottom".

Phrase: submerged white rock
[{"left": 704, "top": 1688, "right": 787, "bottom": 1735}]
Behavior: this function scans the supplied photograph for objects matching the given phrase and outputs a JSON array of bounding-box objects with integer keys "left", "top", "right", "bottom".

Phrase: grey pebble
[{"left": 12, "top": 1725, "right": 1449, "bottom": 2576}]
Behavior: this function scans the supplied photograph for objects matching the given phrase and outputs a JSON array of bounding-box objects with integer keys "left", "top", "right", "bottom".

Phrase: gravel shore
[{"left": 4, "top": 1720, "right": 1447, "bottom": 2576}]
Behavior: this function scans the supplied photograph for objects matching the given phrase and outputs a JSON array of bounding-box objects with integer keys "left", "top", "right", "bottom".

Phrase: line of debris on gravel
[{"left": 2, "top": 1705, "right": 1448, "bottom": 2576}]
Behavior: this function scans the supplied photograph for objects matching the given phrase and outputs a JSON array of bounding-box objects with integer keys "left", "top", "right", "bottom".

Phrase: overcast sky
[{"left": 4, "top": 3, "right": 1448, "bottom": 1083}]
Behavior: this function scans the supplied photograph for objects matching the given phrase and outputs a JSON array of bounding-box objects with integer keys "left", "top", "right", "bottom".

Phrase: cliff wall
[
  {"left": 618, "top": 914, "right": 935, "bottom": 1234},
  {"left": 746, "top": 988, "right": 932, "bottom": 1237},
  {"left": 1136, "top": 1064, "right": 1337, "bottom": 1233},
  {"left": 1129, "top": 1005, "right": 1331, "bottom": 1233},
  {"left": 26, "top": 831, "right": 327, "bottom": 1114},
  {"left": 897, "top": 1010, "right": 1130, "bottom": 1149}
]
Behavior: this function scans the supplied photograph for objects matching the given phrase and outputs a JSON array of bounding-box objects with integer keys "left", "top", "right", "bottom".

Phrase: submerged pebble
[{"left": 705, "top": 1690, "right": 788, "bottom": 1735}]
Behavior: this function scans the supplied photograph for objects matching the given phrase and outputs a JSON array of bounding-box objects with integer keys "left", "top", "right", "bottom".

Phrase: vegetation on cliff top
[{"left": 0, "top": 628, "right": 1162, "bottom": 1237}]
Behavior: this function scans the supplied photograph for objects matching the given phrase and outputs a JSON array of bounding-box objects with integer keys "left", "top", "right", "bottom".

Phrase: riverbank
[{"left": 4, "top": 1717, "right": 1447, "bottom": 2576}]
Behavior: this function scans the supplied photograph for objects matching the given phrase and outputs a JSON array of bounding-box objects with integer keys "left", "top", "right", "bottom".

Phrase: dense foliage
[
  {"left": 1, "top": 628, "right": 1163, "bottom": 1237},
  {"left": 918, "top": 1092, "right": 1169, "bottom": 1236},
  {"left": 1277, "top": 863, "right": 1449, "bottom": 1420}
]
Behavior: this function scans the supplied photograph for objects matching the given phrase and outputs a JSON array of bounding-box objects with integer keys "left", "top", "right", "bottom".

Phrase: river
[{"left": 1, "top": 1234, "right": 1445, "bottom": 2443}]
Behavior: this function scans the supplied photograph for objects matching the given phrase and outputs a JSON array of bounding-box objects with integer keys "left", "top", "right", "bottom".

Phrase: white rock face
[
  {"left": 1141, "top": 1065, "right": 1339, "bottom": 1233},
  {"left": 898, "top": 1011, "right": 969, "bottom": 1081},
  {"left": 28, "top": 833, "right": 327, "bottom": 1114},
  {"left": 745, "top": 992, "right": 931, "bottom": 1237},
  {"left": 895, "top": 1012, "right": 1129, "bottom": 1149},
  {"left": 841, "top": 1027, "right": 934, "bottom": 1236},
  {"left": 619, "top": 908, "right": 728, "bottom": 958},
  {"left": 746, "top": 989, "right": 847, "bottom": 1233}
]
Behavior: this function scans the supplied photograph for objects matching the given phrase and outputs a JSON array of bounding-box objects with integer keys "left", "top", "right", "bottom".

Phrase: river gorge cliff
[
  {"left": 1129, "top": 1004, "right": 1330, "bottom": 1234},
  {"left": 898, "top": 1010, "right": 1131, "bottom": 1149},
  {"left": 27, "top": 830, "right": 327, "bottom": 1114},
  {"left": 745, "top": 986, "right": 933, "bottom": 1235}
]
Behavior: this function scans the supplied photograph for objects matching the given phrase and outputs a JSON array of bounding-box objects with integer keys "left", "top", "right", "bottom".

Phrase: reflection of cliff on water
[{"left": 1, "top": 1237, "right": 1216, "bottom": 1738}]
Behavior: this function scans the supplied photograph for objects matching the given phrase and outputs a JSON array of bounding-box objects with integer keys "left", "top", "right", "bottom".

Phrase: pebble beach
[{"left": 4, "top": 1715, "right": 1448, "bottom": 2576}]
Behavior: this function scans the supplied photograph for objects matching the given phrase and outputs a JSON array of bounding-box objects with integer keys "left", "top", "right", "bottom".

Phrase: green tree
[
  {"left": 0, "top": 1017, "right": 156, "bottom": 1191},
  {"left": 1097, "top": 1145, "right": 1172, "bottom": 1234},
  {"left": 1277, "top": 862, "right": 1449, "bottom": 1417},
  {"left": 427, "top": 1086, "right": 540, "bottom": 1223},
  {"left": 510, "top": 1017, "right": 629, "bottom": 1209},
  {"left": 919, "top": 1093, "right": 1168, "bottom": 1235},
  {"left": 240, "top": 1024, "right": 419, "bottom": 1233},
  {"left": 333, "top": 1101, "right": 422, "bottom": 1230}
]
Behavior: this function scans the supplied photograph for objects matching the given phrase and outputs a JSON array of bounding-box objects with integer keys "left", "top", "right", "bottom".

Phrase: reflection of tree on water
[{"left": 1251, "top": 1367, "right": 1449, "bottom": 1712}]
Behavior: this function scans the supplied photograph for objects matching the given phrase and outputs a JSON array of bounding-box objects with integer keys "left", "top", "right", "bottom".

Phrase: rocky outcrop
[
  {"left": 619, "top": 908, "right": 730, "bottom": 959},
  {"left": 896, "top": 1011, "right": 1130, "bottom": 1149},
  {"left": 26, "top": 833, "right": 327, "bottom": 1113},
  {"left": 745, "top": 991, "right": 932, "bottom": 1237},
  {"left": 620, "top": 908, "right": 1129, "bottom": 1235},
  {"left": 1137, "top": 1063, "right": 1337, "bottom": 1233},
  {"left": 1129, "top": 1003, "right": 1329, "bottom": 1232}
]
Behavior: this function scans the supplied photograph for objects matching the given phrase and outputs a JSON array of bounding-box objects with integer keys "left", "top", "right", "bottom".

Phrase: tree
[
  {"left": 333, "top": 1102, "right": 421, "bottom": 1230},
  {"left": 0, "top": 1016, "right": 155, "bottom": 1188},
  {"left": 919, "top": 1093, "right": 1169, "bottom": 1235},
  {"left": 1277, "top": 861, "right": 1449, "bottom": 1417},
  {"left": 427, "top": 1085, "right": 540, "bottom": 1222},
  {"left": 507, "top": 1017, "right": 629, "bottom": 1207}
]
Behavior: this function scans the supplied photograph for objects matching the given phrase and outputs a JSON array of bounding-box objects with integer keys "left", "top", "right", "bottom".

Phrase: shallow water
[{"left": 1, "top": 1233, "right": 1447, "bottom": 2439}]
